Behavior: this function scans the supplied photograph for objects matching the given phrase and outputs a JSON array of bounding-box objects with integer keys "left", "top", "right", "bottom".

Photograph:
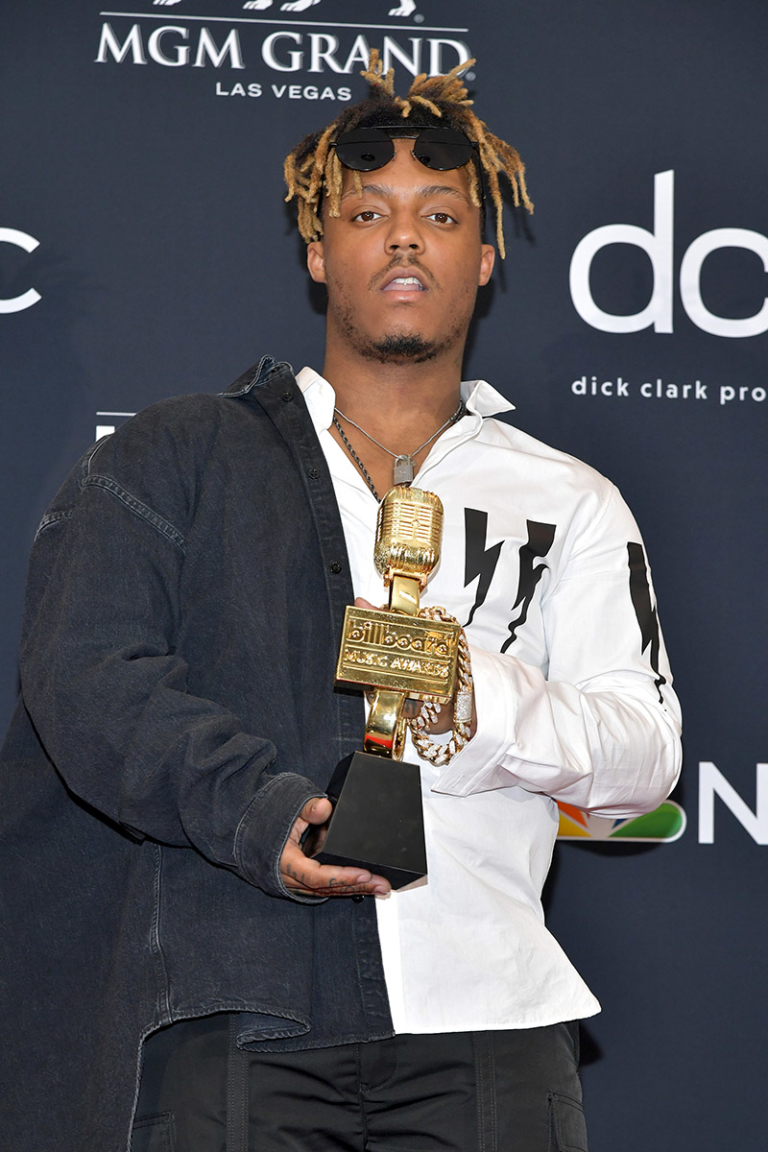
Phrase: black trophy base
[{"left": 313, "top": 751, "right": 427, "bottom": 890}]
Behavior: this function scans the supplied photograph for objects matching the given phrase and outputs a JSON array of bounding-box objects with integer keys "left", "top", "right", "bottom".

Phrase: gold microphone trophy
[{"left": 312, "top": 485, "right": 461, "bottom": 889}]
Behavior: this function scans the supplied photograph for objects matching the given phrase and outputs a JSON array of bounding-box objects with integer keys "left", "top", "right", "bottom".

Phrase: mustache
[{"left": 369, "top": 256, "right": 437, "bottom": 292}]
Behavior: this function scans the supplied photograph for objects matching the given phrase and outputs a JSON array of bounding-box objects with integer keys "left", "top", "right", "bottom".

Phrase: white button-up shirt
[{"left": 297, "top": 366, "right": 682, "bottom": 1034}]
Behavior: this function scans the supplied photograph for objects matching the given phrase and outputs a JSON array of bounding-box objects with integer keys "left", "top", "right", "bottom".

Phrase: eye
[
  {"left": 352, "top": 209, "right": 383, "bottom": 222},
  {"left": 426, "top": 211, "right": 457, "bottom": 225}
]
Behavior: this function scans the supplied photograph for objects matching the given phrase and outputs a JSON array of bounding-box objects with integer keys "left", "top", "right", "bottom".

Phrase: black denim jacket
[{"left": 0, "top": 357, "right": 393, "bottom": 1151}]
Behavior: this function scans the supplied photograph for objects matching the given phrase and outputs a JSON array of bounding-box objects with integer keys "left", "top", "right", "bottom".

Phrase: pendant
[{"left": 393, "top": 454, "right": 414, "bottom": 485}]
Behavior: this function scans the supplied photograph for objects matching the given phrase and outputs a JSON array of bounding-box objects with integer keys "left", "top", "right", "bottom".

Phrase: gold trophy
[{"left": 312, "top": 485, "right": 461, "bottom": 889}]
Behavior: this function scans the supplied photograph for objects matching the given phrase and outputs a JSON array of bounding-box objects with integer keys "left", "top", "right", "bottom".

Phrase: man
[{"left": 0, "top": 54, "right": 681, "bottom": 1151}]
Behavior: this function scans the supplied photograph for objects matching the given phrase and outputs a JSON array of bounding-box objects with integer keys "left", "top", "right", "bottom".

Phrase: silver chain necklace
[{"left": 333, "top": 399, "right": 465, "bottom": 500}]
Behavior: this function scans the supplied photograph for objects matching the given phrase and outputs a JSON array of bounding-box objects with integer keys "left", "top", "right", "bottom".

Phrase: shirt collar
[{"left": 296, "top": 365, "right": 514, "bottom": 434}]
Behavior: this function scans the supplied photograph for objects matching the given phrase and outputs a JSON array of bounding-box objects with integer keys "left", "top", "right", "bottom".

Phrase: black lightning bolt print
[
  {"left": 627, "top": 542, "right": 667, "bottom": 701},
  {"left": 463, "top": 508, "right": 504, "bottom": 627},
  {"left": 500, "top": 521, "right": 556, "bottom": 654}
]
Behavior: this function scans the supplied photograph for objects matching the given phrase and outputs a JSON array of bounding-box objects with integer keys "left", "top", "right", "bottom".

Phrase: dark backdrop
[{"left": 2, "top": 2, "right": 766, "bottom": 1147}]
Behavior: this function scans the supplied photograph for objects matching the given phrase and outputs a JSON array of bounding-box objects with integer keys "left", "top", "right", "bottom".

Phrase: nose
[{"left": 384, "top": 207, "right": 425, "bottom": 255}]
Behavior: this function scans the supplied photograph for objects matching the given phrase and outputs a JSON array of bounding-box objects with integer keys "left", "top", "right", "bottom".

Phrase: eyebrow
[{"left": 340, "top": 182, "right": 471, "bottom": 204}]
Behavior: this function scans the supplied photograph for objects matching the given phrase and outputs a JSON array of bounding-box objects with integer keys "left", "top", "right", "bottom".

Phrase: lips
[
  {"left": 383, "top": 276, "right": 425, "bottom": 292},
  {"left": 379, "top": 266, "right": 428, "bottom": 292}
]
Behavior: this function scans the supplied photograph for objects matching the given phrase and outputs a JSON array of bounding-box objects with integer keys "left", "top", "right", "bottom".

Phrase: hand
[
  {"left": 354, "top": 598, "right": 476, "bottom": 736},
  {"left": 280, "top": 797, "right": 391, "bottom": 898}
]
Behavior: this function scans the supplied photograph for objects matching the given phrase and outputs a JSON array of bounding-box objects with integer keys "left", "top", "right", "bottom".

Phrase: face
[{"left": 306, "top": 138, "right": 495, "bottom": 365}]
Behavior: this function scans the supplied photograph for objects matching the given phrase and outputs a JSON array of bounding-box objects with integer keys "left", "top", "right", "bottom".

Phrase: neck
[
  {"left": 321, "top": 338, "right": 467, "bottom": 499},
  {"left": 321, "top": 341, "right": 465, "bottom": 455}
]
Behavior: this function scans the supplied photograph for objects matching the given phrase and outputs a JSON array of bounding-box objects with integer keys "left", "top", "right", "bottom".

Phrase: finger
[
  {"left": 283, "top": 873, "right": 390, "bottom": 896},
  {"left": 284, "top": 880, "right": 388, "bottom": 898},
  {"left": 312, "top": 873, "right": 390, "bottom": 895},
  {"left": 281, "top": 843, "right": 389, "bottom": 895},
  {"left": 299, "top": 796, "right": 333, "bottom": 825},
  {"left": 282, "top": 855, "right": 373, "bottom": 890}
]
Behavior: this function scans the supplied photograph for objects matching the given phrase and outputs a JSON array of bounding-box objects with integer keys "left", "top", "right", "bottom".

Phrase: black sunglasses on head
[{"left": 331, "top": 125, "right": 476, "bottom": 173}]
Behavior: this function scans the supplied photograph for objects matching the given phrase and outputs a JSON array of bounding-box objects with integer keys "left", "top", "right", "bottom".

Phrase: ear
[
  {"left": 307, "top": 240, "right": 327, "bottom": 284},
  {"left": 478, "top": 243, "right": 495, "bottom": 286}
]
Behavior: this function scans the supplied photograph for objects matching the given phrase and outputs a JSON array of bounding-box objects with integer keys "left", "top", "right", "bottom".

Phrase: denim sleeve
[{"left": 18, "top": 413, "right": 322, "bottom": 901}]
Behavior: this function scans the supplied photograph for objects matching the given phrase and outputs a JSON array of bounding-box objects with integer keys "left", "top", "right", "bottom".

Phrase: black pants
[{"left": 132, "top": 1013, "right": 588, "bottom": 1152}]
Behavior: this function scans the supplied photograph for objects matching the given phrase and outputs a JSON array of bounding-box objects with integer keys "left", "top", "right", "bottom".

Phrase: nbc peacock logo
[{"left": 557, "top": 800, "right": 686, "bottom": 842}]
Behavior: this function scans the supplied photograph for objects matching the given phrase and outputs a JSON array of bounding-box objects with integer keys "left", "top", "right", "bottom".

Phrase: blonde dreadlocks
[{"left": 284, "top": 50, "right": 532, "bottom": 259}]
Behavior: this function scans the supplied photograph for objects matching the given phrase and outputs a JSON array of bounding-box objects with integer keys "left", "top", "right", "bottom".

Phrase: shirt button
[
  {"left": 281, "top": 390, "right": 294, "bottom": 402},
  {"left": 329, "top": 561, "right": 342, "bottom": 574},
  {"left": 352, "top": 894, "right": 364, "bottom": 903},
  {"left": 308, "top": 467, "right": 320, "bottom": 479}
]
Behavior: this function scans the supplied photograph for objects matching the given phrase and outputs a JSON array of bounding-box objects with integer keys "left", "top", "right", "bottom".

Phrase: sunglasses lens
[
  {"left": 334, "top": 126, "right": 474, "bottom": 173},
  {"left": 334, "top": 128, "right": 395, "bottom": 171},
  {"left": 413, "top": 128, "right": 473, "bottom": 170}
]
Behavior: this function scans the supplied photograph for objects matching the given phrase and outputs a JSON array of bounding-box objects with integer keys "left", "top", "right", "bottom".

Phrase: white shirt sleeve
[{"left": 431, "top": 484, "right": 682, "bottom": 816}]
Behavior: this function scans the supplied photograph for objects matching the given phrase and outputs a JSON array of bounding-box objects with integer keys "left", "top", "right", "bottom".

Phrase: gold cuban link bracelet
[{"left": 407, "top": 606, "right": 474, "bottom": 766}]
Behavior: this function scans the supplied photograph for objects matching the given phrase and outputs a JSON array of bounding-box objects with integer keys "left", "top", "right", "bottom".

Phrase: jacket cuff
[{"left": 234, "top": 772, "right": 326, "bottom": 901}]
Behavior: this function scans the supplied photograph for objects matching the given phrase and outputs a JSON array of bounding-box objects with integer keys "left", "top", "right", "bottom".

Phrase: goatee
[{"left": 363, "top": 333, "right": 439, "bottom": 364}]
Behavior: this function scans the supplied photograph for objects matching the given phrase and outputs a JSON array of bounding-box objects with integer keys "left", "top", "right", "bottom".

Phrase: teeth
[{"left": 392, "top": 276, "right": 421, "bottom": 286}]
